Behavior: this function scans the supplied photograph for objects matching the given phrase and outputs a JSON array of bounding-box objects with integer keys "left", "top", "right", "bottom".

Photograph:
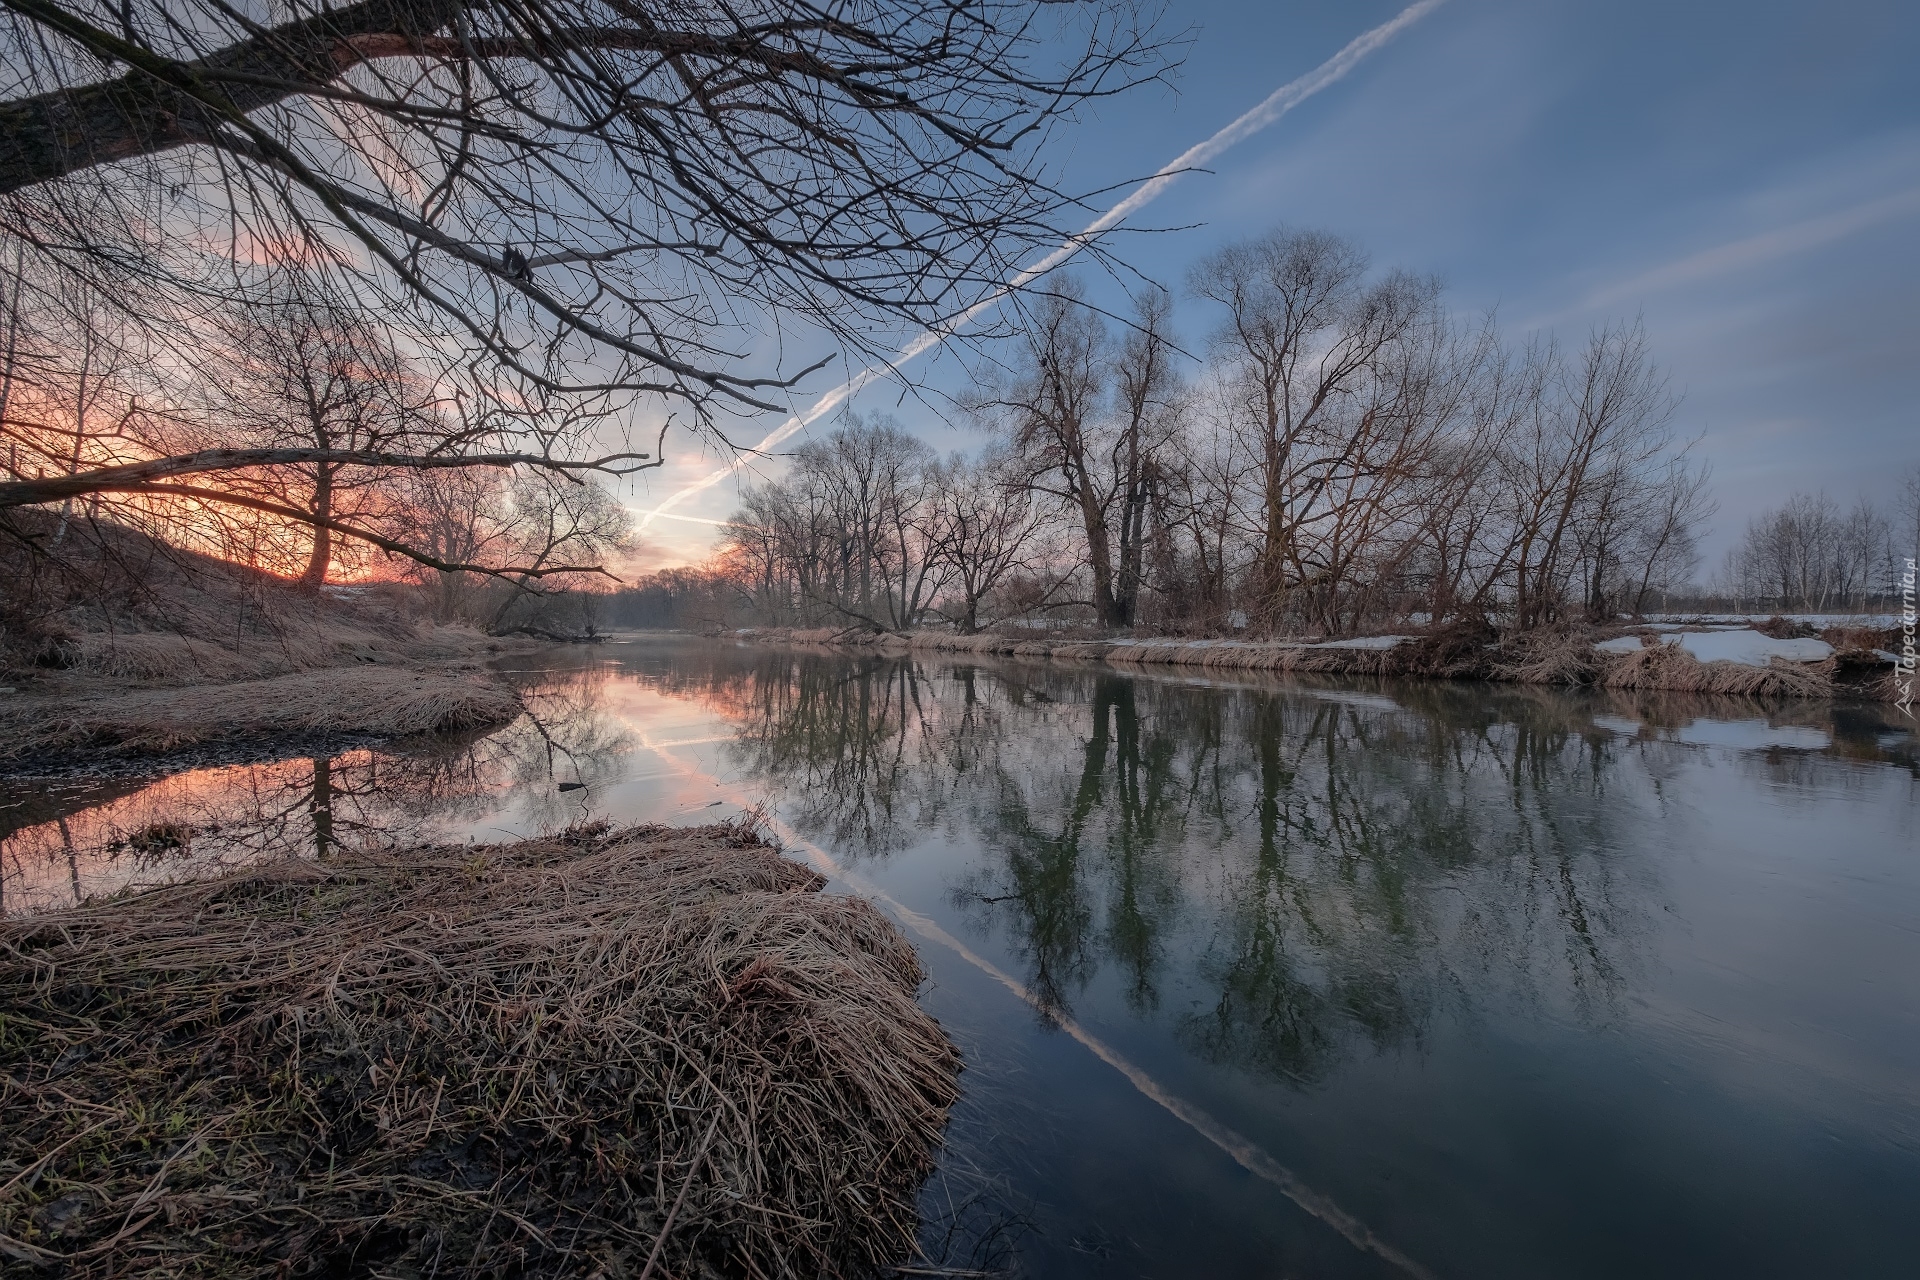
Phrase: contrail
[
  {"left": 642, "top": 510, "right": 743, "bottom": 528},
  {"left": 636, "top": 0, "right": 1446, "bottom": 532}
]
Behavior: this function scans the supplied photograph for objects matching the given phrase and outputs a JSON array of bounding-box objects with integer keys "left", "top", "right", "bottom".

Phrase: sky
[{"left": 623, "top": 0, "right": 1920, "bottom": 572}]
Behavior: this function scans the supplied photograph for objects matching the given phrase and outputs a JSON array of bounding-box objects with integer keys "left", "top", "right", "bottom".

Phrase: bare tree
[
  {"left": 204, "top": 273, "right": 437, "bottom": 585},
  {"left": 1618, "top": 456, "right": 1713, "bottom": 615},
  {"left": 0, "top": 0, "right": 1172, "bottom": 572},
  {"left": 725, "top": 411, "right": 942, "bottom": 632},
  {"left": 1499, "top": 321, "right": 1676, "bottom": 629},
  {"left": 927, "top": 443, "right": 1042, "bottom": 633},
  {"left": 0, "top": 270, "right": 145, "bottom": 532},
  {"left": 486, "top": 472, "right": 634, "bottom": 630},
  {"left": 1901, "top": 466, "right": 1920, "bottom": 567},
  {"left": 396, "top": 464, "right": 513, "bottom": 620},
  {"left": 969, "top": 278, "right": 1184, "bottom": 628},
  {"left": 1408, "top": 334, "right": 1523, "bottom": 625},
  {"left": 1107, "top": 286, "right": 1184, "bottom": 625},
  {"left": 693, "top": 227, "right": 1717, "bottom": 641},
  {"left": 1189, "top": 227, "right": 1439, "bottom": 627},
  {"left": 1151, "top": 371, "right": 1254, "bottom": 627},
  {"left": 1725, "top": 489, "right": 1894, "bottom": 614},
  {"left": 972, "top": 279, "right": 1119, "bottom": 623}
]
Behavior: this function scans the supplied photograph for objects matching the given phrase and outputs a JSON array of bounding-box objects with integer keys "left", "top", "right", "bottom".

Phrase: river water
[{"left": 4, "top": 636, "right": 1917, "bottom": 1279}]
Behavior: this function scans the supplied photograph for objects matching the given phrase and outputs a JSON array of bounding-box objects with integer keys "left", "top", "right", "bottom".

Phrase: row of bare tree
[
  {"left": 1716, "top": 478, "right": 1920, "bottom": 615},
  {"left": 710, "top": 227, "right": 1715, "bottom": 636},
  {"left": 721, "top": 415, "right": 1044, "bottom": 633}
]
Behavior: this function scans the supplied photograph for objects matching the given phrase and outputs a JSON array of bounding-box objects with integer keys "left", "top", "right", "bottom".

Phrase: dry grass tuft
[
  {"left": 1398, "top": 619, "right": 1499, "bottom": 680},
  {"left": 65, "top": 619, "right": 472, "bottom": 684},
  {"left": 1598, "top": 640, "right": 1832, "bottom": 698},
  {"left": 0, "top": 667, "right": 521, "bottom": 763},
  {"left": 1752, "top": 615, "right": 1817, "bottom": 640},
  {"left": 1491, "top": 626, "right": 1601, "bottom": 686},
  {"left": 1821, "top": 625, "right": 1896, "bottom": 653},
  {"left": 70, "top": 633, "right": 270, "bottom": 682},
  {"left": 0, "top": 822, "right": 960, "bottom": 1278}
]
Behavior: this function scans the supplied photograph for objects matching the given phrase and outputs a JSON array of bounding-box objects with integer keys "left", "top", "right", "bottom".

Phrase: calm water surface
[{"left": 4, "top": 636, "right": 1917, "bottom": 1279}]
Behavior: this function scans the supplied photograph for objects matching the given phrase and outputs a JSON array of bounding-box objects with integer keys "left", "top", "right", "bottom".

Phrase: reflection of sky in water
[{"left": 3, "top": 638, "right": 1917, "bottom": 1279}]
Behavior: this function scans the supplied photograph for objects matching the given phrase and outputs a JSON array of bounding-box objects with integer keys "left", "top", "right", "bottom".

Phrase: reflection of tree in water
[
  {"left": 717, "top": 651, "right": 955, "bottom": 858},
  {"left": 1184, "top": 684, "right": 1639, "bottom": 1084},
  {"left": 956, "top": 675, "right": 1187, "bottom": 1018},
  {"left": 668, "top": 647, "right": 1671, "bottom": 1085},
  {"left": 1, "top": 665, "right": 632, "bottom": 914}
]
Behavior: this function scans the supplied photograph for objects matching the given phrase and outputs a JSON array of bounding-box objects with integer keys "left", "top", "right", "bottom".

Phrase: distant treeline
[
  {"left": 601, "top": 228, "right": 1909, "bottom": 636},
  {"left": 1714, "top": 489, "right": 1917, "bottom": 616},
  {"left": 684, "top": 232, "right": 1694, "bottom": 634}
]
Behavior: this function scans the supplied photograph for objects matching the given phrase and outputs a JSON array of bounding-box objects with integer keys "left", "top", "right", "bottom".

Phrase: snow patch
[
  {"left": 1666, "top": 629, "right": 1832, "bottom": 666},
  {"left": 1595, "top": 636, "right": 1647, "bottom": 655},
  {"left": 1309, "top": 635, "right": 1407, "bottom": 651},
  {"left": 1645, "top": 612, "right": 1899, "bottom": 630}
]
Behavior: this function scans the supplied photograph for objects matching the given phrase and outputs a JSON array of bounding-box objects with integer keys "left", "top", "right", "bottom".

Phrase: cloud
[{"left": 1581, "top": 185, "right": 1920, "bottom": 311}]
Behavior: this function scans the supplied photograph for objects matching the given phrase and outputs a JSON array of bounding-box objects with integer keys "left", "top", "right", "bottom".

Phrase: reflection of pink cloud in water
[
  {"left": 0, "top": 668, "right": 699, "bottom": 917},
  {"left": 0, "top": 755, "right": 357, "bottom": 915}
]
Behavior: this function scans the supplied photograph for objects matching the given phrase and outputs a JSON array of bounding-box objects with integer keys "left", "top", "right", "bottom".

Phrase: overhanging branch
[{"left": 0, "top": 445, "right": 661, "bottom": 509}]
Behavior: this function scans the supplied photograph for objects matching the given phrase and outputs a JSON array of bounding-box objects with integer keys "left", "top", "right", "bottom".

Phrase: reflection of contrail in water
[
  {"left": 638, "top": 734, "right": 1437, "bottom": 1280},
  {"left": 636, "top": 0, "right": 1447, "bottom": 532}
]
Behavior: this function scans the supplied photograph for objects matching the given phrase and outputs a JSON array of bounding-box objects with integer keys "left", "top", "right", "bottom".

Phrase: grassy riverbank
[
  {"left": 0, "top": 821, "right": 959, "bottom": 1277},
  {"left": 728, "top": 621, "right": 1903, "bottom": 703},
  {"left": 0, "top": 519, "right": 537, "bottom": 771},
  {"left": 0, "top": 666, "right": 522, "bottom": 768}
]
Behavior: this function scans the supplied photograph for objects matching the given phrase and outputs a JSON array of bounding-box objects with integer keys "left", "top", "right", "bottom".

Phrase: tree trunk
[{"left": 300, "top": 464, "right": 334, "bottom": 586}]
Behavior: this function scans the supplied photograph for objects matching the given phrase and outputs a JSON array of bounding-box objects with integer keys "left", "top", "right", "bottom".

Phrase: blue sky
[{"left": 630, "top": 0, "right": 1920, "bottom": 569}]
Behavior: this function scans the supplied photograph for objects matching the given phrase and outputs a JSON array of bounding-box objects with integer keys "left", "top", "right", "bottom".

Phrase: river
[{"left": 4, "top": 635, "right": 1916, "bottom": 1279}]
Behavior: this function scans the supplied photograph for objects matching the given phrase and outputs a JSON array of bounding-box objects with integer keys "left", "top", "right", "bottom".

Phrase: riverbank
[
  {"left": 723, "top": 621, "right": 1904, "bottom": 703},
  {"left": 1, "top": 585, "right": 541, "bottom": 776},
  {"left": 0, "top": 821, "right": 960, "bottom": 1276},
  {"left": 0, "top": 513, "right": 550, "bottom": 774},
  {"left": 0, "top": 665, "right": 524, "bottom": 773}
]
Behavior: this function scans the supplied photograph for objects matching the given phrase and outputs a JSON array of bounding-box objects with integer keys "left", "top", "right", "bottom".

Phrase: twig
[{"left": 638, "top": 1111, "right": 723, "bottom": 1280}]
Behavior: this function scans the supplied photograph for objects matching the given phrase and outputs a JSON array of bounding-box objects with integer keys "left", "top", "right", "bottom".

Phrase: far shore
[{"left": 718, "top": 620, "right": 1907, "bottom": 705}]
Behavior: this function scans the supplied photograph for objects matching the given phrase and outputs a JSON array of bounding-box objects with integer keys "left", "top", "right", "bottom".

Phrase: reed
[{"left": 1596, "top": 641, "right": 1832, "bottom": 699}]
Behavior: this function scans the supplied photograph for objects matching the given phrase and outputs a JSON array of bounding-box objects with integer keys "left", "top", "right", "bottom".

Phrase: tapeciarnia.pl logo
[{"left": 1899, "top": 558, "right": 1916, "bottom": 720}]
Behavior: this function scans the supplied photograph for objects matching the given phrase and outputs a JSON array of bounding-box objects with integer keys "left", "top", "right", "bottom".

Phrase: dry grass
[
  {"left": 63, "top": 620, "right": 501, "bottom": 684},
  {"left": 1752, "top": 615, "right": 1818, "bottom": 640},
  {"left": 1821, "top": 624, "right": 1897, "bottom": 653},
  {"left": 1491, "top": 626, "right": 1602, "bottom": 686},
  {"left": 0, "top": 667, "right": 522, "bottom": 762},
  {"left": 1597, "top": 640, "right": 1833, "bottom": 698},
  {"left": 0, "top": 822, "right": 960, "bottom": 1278},
  {"left": 2, "top": 511, "right": 517, "bottom": 690}
]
